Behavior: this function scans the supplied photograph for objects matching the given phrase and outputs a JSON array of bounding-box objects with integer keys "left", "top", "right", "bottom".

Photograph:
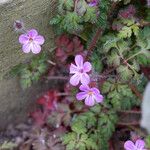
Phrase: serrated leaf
[
  {"left": 118, "top": 26, "right": 132, "bottom": 38},
  {"left": 102, "top": 34, "right": 119, "bottom": 52},
  {"left": 50, "top": 15, "right": 62, "bottom": 25},
  {"left": 66, "top": 141, "right": 76, "bottom": 150},
  {"left": 102, "top": 81, "right": 115, "bottom": 93},
  {"left": 117, "top": 65, "right": 133, "bottom": 81},
  {"left": 72, "top": 121, "right": 87, "bottom": 134},
  {"left": 63, "top": 132, "right": 76, "bottom": 144},
  {"left": 62, "top": 12, "right": 83, "bottom": 32},
  {"left": 84, "top": 7, "right": 97, "bottom": 23},
  {"left": 107, "top": 51, "right": 120, "bottom": 66}
]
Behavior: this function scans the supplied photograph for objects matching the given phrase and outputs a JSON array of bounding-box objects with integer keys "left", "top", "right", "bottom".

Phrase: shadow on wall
[{"left": 0, "top": 0, "right": 57, "bottom": 130}]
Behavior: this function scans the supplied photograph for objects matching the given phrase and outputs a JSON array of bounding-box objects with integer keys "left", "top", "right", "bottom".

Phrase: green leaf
[
  {"left": 62, "top": 12, "right": 83, "bottom": 32},
  {"left": 66, "top": 141, "right": 76, "bottom": 150},
  {"left": 72, "top": 120, "right": 87, "bottom": 134},
  {"left": 91, "top": 52, "right": 103, "bottom": 72},
  {"left": 117, "top": 65, "right": 133, "bottom": 81},
  {"left": 85, "top": 138, "right": 98, "bottom": 150},
  {"left": 146, "top": 135, "right": 150, "bottom": 148},
  {"left": 63, "top": 132, "right": 76, "bottom": 144},
  {"left": 107, "top": 51, "right": 120, "bottom": 66},
  {"left": 132, "top": 24, "right": 139, "bottom": 36},
  {"left": 64, "top": 0, "right": 74, "bottom": 10},
  {"left": 9, "top": 64, "right": 24, "bottom": 77},
  {"left": 50, "top": 15, "right": 62, "bottom": 25},
  {"left": 0, "top": 141, "right": 17, "bottom": 149},
  {"left": 84, "top": 7, "right": 97, "bottom": 23},
  {"left": 102, "top": 34, "right": 119, "bottom": 53},
  {"left": 118, "top": 26, "right": 132, "bottom": 38},
  {"left": 102, "top": 81, "right": 115, "bottom": 93}
]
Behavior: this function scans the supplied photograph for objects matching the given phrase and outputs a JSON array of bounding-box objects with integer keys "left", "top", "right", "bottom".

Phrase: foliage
[
  {"left": 6, "top": 0, "right": 150, "bottom": 150},
  {"left": 102, "top": 80, "right": 140, "bottom": 110},
  {"left": 146, "top": 135, "right": 150, "bottom": 148},
  {"left": 50, "top": 1, "right": 150, "bottom": 149},
  {"left": 10, "top": 53, "right": 48, "bottom": 89},
  {"left": 0, "top": 141, "right": 17, "bottom": 150},
  {"left": 55, "top": 34, "right": 84, "bottom": 64},
  {"left": 50, "top": 0, "right": 98, "bottom": 34},
  {"left": 96, "top": 0, "right": 110, "bottom": 28},
  {"left": 63, "top": 105, "right": 118, "bottom": 150}
]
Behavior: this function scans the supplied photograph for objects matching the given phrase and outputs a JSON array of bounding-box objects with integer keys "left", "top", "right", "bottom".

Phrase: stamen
[{"left": 88, "top": 91, "right": 93, "bottom": 96}]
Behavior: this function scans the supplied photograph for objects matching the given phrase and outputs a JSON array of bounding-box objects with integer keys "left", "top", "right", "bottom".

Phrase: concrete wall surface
[{"left": 0, "top": 0, "right": 57, "bottom": 129}]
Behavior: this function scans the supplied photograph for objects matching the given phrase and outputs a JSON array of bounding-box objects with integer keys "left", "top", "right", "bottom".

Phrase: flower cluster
[
  {"left": 124, "top": 139, "right": 146, "bottom": 150},
  {"left": 69, "top": 55, "right": 103, "bottom": 106}
]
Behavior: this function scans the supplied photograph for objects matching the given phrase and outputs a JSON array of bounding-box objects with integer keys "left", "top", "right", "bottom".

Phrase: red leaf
[
  {"left": 30, "top": 109, "right": 47, "bottom": 126},
  {"left": 37, "top": 90, "right": 58, "bottom": 110}
]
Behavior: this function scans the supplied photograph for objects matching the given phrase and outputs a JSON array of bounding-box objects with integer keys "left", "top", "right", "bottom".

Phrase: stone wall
[{"left": 0, "top": 0, "right": 57, "bottom": 129}]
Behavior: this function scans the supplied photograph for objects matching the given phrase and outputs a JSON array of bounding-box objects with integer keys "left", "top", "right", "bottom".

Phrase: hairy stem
[
  {"left": 46, "top": 76, "right": 69, "bottom": 80},
  {"left": 87, "top": 28, "right": 102, "bottom": 51},
  {"left": 129, "top": 83, "right": 143, "bottom": 100},
  {"left": 126, "top": 51, "right": 142, "bottom": 62}
]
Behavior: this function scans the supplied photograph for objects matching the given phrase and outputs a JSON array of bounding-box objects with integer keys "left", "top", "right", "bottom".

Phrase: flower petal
[
  {"left": 76, "top": 92, "right": 87, "bottom": 100},
  {"left": 31, "top": 43, "right": 41, "bottom": 54},
  {"left": 22, "top": 43, "right": 31, "bottom": 53},
  {"left": 34, "top": 35, "right": 45, "bottom": 45},
  {"left": 79, "top": 84, "right": 90, "bottom": 92},
  {"left": 135, "top": 140, "right": 145, "bottom": 149},
  {"left": 88, "top": 2, "right": 97, "bottom": 7},
  {"left": 70, "top": 64, "right": 79, "bottom": 74},
  {"left": 85, "top": 95, "right": 95, "bottom": 106},
  {"left": 28, "top": 29, "right": 38, "bottom": 38},
  {"left": 94, "top": 93, "right": 103, "bottom": 103},
  {"left": 81, "top": 73, "right": 90, "bottom": 85},
  {"left": 75, "top": 55, "right": 83, "bottom": 67},
  {"left": 91, "top": 87, "right": 100, "bottom": 94},
  {"left": 83, "top": 62, "right": 92, "bottom": 72},
  {"left": 19, "top": 34, "right": 29, "bottom": 44},
  {"left": 124, "top": 141, "right": 135, "bottom": 150},
  {"left": 70, "top": 74, "right": 80, "bottom": 86}
]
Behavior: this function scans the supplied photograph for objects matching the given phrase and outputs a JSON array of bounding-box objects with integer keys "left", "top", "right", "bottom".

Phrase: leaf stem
[
  {"left": 46, "top": 76, "right": 69, "bottom": 80},
  {"left": 126, "top": 51, "right": 142, "bottom": 62},
  {"left": 87, "top": 28, "right": 102, "bottom": 51}
]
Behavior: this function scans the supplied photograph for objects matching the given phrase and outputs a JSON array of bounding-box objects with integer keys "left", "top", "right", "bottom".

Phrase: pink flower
[
  {"left": 124, "top": 139, "right": 146, "bottom": 150},
  {"left": 76, "top": 84, "right": 103, "bottom": 106},
  {"left": 88, "top": 0, "right": 99, "bottom": 7},
  {"left": 19, "top": 29, "right": 45, "bottom": 54},
  {"left": 70, "top": 55, "right": 92, "bottom": 86}
]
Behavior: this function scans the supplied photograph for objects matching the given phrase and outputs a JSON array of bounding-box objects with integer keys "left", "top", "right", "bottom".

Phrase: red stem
[
  {"left": 87, "top": 28, "right": 102, "bottom": 51},
  {"left": 129, "top": 84, "right": 143, "bottom": 100}
]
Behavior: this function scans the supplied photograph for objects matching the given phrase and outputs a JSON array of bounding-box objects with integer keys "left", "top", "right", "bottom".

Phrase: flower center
[
  {"left": 88, "top": 91, "right": 93, "bottom": 96},
  {"left": 79, "top": 69, "right": 84, "bottom": 73},
  {"left": 29, "top": 37, "right": 33, "bottom": 42}
]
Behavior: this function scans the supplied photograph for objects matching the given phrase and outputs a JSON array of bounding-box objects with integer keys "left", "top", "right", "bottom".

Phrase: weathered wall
[
  {"left": 0, "top": 0, "right": 57, "bottom": 129},
  {"left": 0, "top": 0, "right": 57, "bottom": 79}
]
